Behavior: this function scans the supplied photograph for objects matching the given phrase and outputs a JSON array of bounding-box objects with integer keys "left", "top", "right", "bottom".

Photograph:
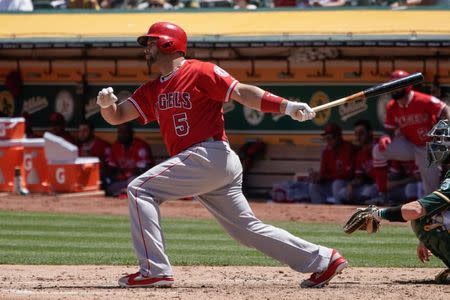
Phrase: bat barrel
[
  {"left": 311, "top": 72, "right": 424, "bottom": 113},
  {"left": 363, "top": 72, "right": 424, "bottom": 99}
]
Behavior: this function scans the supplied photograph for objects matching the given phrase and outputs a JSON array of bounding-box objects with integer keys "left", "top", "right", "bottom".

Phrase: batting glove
[
  {"left": 285, "top": 101, "right": 316, "bottom": 122},
  {"left": 378, "top": 135, "right": 392, "bottom": 152},
  {"left": 97, "top": 87, "right": 118, "bottom": 109}
]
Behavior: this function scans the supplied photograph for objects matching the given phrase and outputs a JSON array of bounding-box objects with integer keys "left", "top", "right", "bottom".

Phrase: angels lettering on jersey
[
  {"left": 157, "top": 92, "right": 192, "bottom": 111},
  {"left": 128, "top": 60, "right": 237, "bottom": 156}
]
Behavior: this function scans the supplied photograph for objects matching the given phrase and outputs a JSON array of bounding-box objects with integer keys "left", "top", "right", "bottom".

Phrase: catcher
[{"left": 344, "top": 119, "right": 450, "bottom": 284}]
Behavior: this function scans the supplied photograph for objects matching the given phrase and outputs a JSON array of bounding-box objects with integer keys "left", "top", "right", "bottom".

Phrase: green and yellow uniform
[{"left": 411, "top": 170, "right": 450, "bottom": 268}]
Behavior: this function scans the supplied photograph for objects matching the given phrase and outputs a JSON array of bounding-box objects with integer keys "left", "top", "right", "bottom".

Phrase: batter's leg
[
  {"left": 198, "top": 150, "right": 332, "bottom": 274},
  {"left": 126, "top": 141, "right": 250, "bottom": 277}
]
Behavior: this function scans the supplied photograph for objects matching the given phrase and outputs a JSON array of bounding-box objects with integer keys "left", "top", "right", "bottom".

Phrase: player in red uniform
[
  {"left": 372, "top": 70, "right": 450, "bottom": 201},
  {"left": 77, "top": 119, "right": 111, "bottom": 161},
  {"left": 97, "top": 22, "right": 347, "bottom": 289},
  {"left": 345, "top": 119, "right": 378, "bottom": 204},
  {"left": 309, "top": 123, "right": 355, "bottom": 204},
  {"left": 105, "top": 123, "right": 154, "bottom": 196},
  {"left": 77, "top": 119, "right": 112, "bottom": 188}
]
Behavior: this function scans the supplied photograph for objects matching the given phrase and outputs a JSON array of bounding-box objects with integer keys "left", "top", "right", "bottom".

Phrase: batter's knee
[
  {"left": 127, "top": 177, "right": 144, "bottom": 199},
  {"left": 127, "top": 178, "right": 137, "bottom": 192}
]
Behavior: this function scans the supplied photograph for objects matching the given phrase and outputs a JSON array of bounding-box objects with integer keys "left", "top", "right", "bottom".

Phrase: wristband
[
  {"left": 378, "top": 206, "right": 406, "bottom": 223},
  {"left": 261, "top": 91, "right": 283, "bottom": 113}
]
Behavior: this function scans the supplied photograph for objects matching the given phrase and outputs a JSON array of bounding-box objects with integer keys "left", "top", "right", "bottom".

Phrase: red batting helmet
[
  {"left": 390, "top": 69, "right": 413, "bottom": 94},
  {"left": 390, "top": 69, "right": 410, "bottom": 80},
  {"left": 137, "top": 22, "right": 187, "bottom": 56}
]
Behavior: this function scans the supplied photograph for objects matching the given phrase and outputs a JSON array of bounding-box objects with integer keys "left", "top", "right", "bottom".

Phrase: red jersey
[
  {"left": 128, "top": 59, "right": 237, "bottom": 156},
  {"left": 355, "top": 141, "right": 377, "bottom": 180},
  {"left": 319, "top": 140, "right": 355, "bottom": 181},
  {"left": 108, "top": 138, "right": 154, "bottom": 181},
  {"left": 78, "top": 137, "right": 111, "bottom": 163},
  {"left": 385, "top": 91, "right": 445, "bottom": 146}
]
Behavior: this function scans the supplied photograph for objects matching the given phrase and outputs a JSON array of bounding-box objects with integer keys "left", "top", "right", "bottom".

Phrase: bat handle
[{"left": 312, "top": 91, "right": 365, "bottom": 113}]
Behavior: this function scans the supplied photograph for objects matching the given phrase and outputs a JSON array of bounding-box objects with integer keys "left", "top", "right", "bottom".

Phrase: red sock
[{"left": 373, "top": 166, "right": 388, "bottom": 194}]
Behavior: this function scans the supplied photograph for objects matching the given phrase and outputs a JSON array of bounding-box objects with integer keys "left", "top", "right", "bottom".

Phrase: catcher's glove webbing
[{"left": 343, "top": 205, "right": 381, "bottom": 234}]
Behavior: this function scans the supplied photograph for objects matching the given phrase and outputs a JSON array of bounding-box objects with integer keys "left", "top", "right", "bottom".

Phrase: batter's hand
[
  {"left": 97, "top": 87, "right": 118, "bottom": 109},
  {"left": 378, "top": 135, "right": 392, "bottom": 152},
  {"left": 285, "top": 101, "right": 316, "bottom": 122}
]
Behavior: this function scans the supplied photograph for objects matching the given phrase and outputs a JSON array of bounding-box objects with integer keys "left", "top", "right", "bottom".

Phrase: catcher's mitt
[{"left": 343, "top": 205, "right": 381, "bottom": 234}]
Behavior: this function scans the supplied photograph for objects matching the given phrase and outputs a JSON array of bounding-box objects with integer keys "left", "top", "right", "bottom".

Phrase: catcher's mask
[{"left": 426, "top": 119, "right": 450, "bottom": 166}]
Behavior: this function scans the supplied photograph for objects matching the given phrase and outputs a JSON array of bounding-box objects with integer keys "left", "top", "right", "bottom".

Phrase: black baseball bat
[{"left": 312, "top": 72, "right": 424, "bottom": 113}]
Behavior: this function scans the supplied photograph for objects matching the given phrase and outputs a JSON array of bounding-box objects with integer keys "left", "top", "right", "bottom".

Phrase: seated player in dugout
[
  {"left": 309, "top": 123, "right": 356, "bottom": 204},
  {"left": 372, "top": 70, "right": 450, "bottom": 203},
  {"left": 345, "top": 119, "right": 450, "bottom": 284},
  {"left": 96, "top": 22, "right": 348, "bottom": 288},
  {"left": 77, "top": 119, "right": 112, "bottom": 189},
  {"left": 345, "top": 119, "right": 378, "bottom": 205},
  {"left": 47, "top": 112, "right": 77, "bottom": 145},
  {"left": 105, "top": 122, "right": 154, "bottom": 197}
]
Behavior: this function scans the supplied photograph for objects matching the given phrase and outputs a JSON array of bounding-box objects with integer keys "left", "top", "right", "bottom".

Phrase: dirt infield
[{"left": 0, "top": 194, "right": 448, "bottom": 300}]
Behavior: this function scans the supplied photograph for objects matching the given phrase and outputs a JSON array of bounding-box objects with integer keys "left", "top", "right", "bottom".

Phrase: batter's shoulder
[{"left": 134, "top": 80, "right": 159, "bottom": 94}]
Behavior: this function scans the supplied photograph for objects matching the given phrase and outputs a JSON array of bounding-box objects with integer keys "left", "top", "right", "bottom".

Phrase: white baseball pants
[{"left": 126, "top": 141, "right": 332, "bottom": 277}]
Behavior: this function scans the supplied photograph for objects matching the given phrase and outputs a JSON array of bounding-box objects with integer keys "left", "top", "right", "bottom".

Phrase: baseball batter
[
  {"left": 97, "top": 22, "right": 348, "bottom": 288},
  {"left": 372, "top": 70, "right": 450, "bottom": 198}
]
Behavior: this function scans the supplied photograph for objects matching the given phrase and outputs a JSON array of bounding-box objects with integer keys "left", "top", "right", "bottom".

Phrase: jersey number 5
[{"left": 173, "top": 113, "right": 190, "bottom": 136}]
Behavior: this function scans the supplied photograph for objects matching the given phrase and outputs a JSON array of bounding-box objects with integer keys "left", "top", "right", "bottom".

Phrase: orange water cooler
[
  {"left": 0, "top": 139, "right": 24, "bottom": 192},
  {"left": 23, "top": 138, "right": 51, "bottom": 193},
  {"left": 0, "top": 117, "right": 25, "bottom": 140},
  {"left": 43, "top": 132, "right": 100, "bottom": 193},
  {"left": 47, "top": 157, "right": 100, "bottom": 193}
]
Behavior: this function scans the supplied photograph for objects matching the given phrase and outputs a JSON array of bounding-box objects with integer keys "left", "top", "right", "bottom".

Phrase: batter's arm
[
  {"left": 101, "top": 101, "right": 140, "bottom": 125},
  {"left": 230, "top": 83, "right": 287, "bottom": 113}
]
